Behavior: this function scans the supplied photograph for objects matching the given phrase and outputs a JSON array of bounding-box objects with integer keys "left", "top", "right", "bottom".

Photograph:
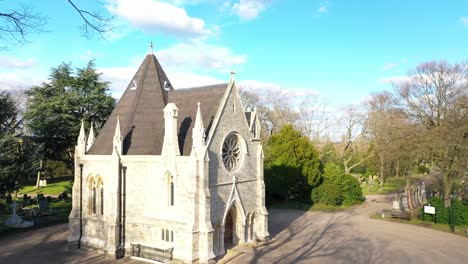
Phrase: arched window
[
  {"left": 92, "top": 186, "right": 97, "bottom": 214},
  {"left": 88, "top": 176, "right": 95, "bottom": 215},
  {"left": 100, "top": 186, "right": 104, "bottom": 215},
  {"left": 96, "top": 177, "right": 104, "bottom": 216},
  {"left": 169, "top": 175, "right": 174, "bottom": 206}
]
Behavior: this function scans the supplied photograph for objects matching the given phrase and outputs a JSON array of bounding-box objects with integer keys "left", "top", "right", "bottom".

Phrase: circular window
[{"left": 222, "top": 134, "right": 241, "bottom": 171}]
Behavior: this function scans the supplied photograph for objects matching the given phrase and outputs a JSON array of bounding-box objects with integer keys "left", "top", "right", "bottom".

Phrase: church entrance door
[{"left": 224, "top": 207, "right": 236, "bottom": 249}]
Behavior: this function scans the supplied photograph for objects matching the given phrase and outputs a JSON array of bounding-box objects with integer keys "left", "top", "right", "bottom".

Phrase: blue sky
[{"left": 1, "top": 0, "right": 467, "bottom": 107}]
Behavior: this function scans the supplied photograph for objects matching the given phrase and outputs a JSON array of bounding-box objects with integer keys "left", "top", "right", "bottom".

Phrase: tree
[
  {"left": 25, "top": 60, "right": 115, "bottom": 168},
  {"left": 265, "top": 125, "right": 321, "bottom": 203},
  {"left": 0, "top": 91, "right": 40, "bottom": 197},
  {"left": 395, "top": 61, "right": 468, "bottom": 207},
  {"left": 0, "top": 0, "right": 113, "bottom": 49},
  {"left": 0, "top": 91, "right": 21, "bottom": 134},
  {"left": 337, "top": 105, "right": 373, "bottom": 174}
]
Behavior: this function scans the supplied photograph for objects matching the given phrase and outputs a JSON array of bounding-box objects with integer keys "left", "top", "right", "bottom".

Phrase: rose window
[{"left": 222, "top": 134, "right": 241, "bottom": 171}]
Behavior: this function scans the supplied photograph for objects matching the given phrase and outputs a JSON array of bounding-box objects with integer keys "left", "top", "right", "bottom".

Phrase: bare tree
[
  {"left": 298, "top": 96, "right": 334, "bottom": 143},
  {"left": 396, "top": 61, "right": 468, "bottom": 207},
  {"left": 0, "top": 1, "right": 113, "bottom": 49},
  {"left": 337, "top": 105, "right": 373, "bottom": 174}
]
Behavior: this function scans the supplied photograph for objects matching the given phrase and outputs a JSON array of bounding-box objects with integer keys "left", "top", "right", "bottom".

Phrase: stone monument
[{"left": 5, "top": 201, "right": 34, "bottom": 228}]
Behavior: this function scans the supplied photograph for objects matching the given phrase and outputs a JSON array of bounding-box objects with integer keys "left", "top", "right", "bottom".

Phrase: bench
[
  {"left": 381, "top": 209, "right": 411, "bottom": 220},
  {"left": 130, "top": 243, "right": 173, "bottom": 263}
]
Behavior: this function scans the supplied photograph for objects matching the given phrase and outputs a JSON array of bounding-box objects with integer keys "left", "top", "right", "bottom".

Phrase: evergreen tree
[
  {"left": 265, "top": 125, "right": 321, "bottom": 203},
  {"left": 25, "top": 60, "right": 115, "bottom": 167},
  {"left": 0, "top": 91, "right": 40, "bottom": 196}
]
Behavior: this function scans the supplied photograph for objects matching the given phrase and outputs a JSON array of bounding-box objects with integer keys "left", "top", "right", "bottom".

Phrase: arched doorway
[{"left": 224, "top": 206, "right": 237, "bottom": 249}]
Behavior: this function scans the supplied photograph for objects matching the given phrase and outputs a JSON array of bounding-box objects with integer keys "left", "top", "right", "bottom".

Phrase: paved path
[
  {"left": 0, "top": 195, "right": 466, "bottom": 264},
  {"left": 229, "top": 195, "right": 468, "bottom": 264}
]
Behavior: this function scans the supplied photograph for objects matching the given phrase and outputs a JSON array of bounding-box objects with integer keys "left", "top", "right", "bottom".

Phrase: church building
[{"left": 67, "top": 47, "right": 269, "bottom": 263}]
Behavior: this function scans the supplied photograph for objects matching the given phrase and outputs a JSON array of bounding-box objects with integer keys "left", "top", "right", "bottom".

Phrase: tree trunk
[
  {"left": 379, "top": 153, "right": 385, "bottom": 189},
  {"left": 35, "top": 160, "right": 43, "bottom": 188},
  {"left": 395, "top": 160, "right": 400, "bottom": 178},
  {"left": 405, "top": 179, "right": 414, "bottom": 210},
  {"left": 443, "top": 179, "right": 452, "bottom": 208}
]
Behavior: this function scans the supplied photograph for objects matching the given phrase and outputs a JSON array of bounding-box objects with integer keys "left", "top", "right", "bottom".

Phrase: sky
[{"left": 1, "top": 0, "right": 467, "bottom": 109}]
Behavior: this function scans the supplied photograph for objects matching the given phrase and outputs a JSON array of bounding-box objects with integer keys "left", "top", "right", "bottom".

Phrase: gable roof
[
  {"left": 87, "top": 53, "right": 227, "bottom": 156},
  {"left": 169, "top": 84, "right": 226, "bottom": 155}
]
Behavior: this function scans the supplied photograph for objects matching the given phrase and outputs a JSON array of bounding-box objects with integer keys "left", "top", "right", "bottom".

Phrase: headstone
[
  {"left": 400, "top": 194, "right": 408, "bottom": 211},
  {"left": 5, "top": 201, "right": 34, "bottom": 228},
  {"left": 392, "top": 194, "right": 400, "bottom": 210},
  {"left": 38, "top": 199, "right": 49, "bottom": 212},
  {"left": 421, "top": 182, "right": 427, "bottom": 204},
  {"left": 39, "top": 179, "right": 47, "bottom": 187}
]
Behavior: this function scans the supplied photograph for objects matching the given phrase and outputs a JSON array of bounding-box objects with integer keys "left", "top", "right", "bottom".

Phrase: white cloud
[
  {"left": 378, "top": 76, "right": 410, "bottom": 85},
  {"left": 0, "top": 55, "right": 37, "bottom": 69},
  {"left": 383, "top": 63, "right": 398, "bottom": 71},
  {"left": 79, "top": 50, "right": 103, "bottom": 61},
  {"left": 231, "top": 0, "right": 267, "bottom": 21},
  {"left": 460, "top": 16, "right": 468, "bottom": 27},
  {"left": 317, "top": 1, "right": 329, "bottom": 14},
  {"left": 156, "top": 41, "right": 247, "bottom": 71},
  {"left": 238, "top": 80, "right": 320, "bottom": 104},
  {"left": 106, "top": 0, "right": 212, "bottom": 38},
  {"left": 0, "top": 72, "right": 42, "bottom": 90}
]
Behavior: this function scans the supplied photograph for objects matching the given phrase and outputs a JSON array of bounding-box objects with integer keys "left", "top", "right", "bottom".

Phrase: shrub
[
  {"left": 312, "top": 162, "right": 364, "bottom": 206},
  {"left": 418, "top": 198, "right": 468, "bottom": 225},
  {"left": 341, "top": 174, "right": 365, "bottom": 205},
  {"left": 312, "top": 183, "right": 342, "bottom": 206}
]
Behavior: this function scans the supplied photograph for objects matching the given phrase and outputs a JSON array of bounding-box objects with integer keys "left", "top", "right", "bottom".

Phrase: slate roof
[{"left": 87, "top": 53, "right": 227, "bottom": 156}]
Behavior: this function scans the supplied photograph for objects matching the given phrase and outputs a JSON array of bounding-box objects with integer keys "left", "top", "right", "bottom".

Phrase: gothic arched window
[{"left": 169, "top": 175, "right": 174, "bottom": 206}]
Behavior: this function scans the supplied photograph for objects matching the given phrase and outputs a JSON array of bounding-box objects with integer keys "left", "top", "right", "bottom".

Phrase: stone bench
[
  {"left": 130, "top": 243, "right": 173, "bottom": 263},
  {"left": 381, "top": 209, "right": 411, "bottom": 220}
]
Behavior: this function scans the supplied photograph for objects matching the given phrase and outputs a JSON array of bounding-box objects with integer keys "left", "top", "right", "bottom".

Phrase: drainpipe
[
  {"left": 78, "top": 163, "right": 83, "bottom": 249},
  {"left": 116, "top": 163, "right": 123, "bottom": 259},
  {"left": 122, "top": 166, "right": 127, "bottom": 257}
]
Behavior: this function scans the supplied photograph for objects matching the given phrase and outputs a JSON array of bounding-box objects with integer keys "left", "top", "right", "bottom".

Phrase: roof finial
[
  {"left": 149, "top": 41, "right": 154, "bottom": 54},
  {"left": 230, "top": 70, "right": 236, "bottom": 81}
]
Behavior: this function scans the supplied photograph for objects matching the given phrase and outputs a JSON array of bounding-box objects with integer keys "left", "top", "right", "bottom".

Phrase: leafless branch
[
  {"left": 0, "top": 4, "right": 46, "bottom": 49},
  {"left": 66, "top": 0, "right": 114, "bottom": 39}
]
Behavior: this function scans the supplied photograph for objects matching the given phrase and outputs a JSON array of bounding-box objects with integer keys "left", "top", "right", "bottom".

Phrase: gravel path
[
  {"left": 0, "top": 195, "right": 466, "bottom": 264},
  {"left": 228, "top": 195, "right": 468, "bottom": 264}
]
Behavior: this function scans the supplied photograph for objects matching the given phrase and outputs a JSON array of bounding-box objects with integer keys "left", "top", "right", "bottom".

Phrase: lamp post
[{"left": 449, "top": 192, "right": 457, "bottom": 232}]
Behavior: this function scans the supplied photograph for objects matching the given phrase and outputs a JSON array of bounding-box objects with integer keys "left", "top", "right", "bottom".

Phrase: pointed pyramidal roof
[{"left": 88, "top": 52, "right": 227, "bottom": 155}]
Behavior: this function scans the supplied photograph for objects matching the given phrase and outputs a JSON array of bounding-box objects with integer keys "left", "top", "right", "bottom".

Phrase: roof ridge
[{"left": 175, "top": 83, "right": 228, "bottom": 90}]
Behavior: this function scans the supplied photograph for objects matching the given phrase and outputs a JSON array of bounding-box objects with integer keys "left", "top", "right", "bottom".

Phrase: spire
[
  {"left": 192, "top": 102, "right": 206, "bottom": 150},
  {"left": 113, "top": 116, "right": 123, "bottom": 154},
  {"left": 149, "top": 41, "right": 153, "bottom": 54},
  {"left": 86, "top": 122, "right": 95, "bottom": 152},
  {"left": 77, "top": 119, "right": 87, "bottom": 155}
]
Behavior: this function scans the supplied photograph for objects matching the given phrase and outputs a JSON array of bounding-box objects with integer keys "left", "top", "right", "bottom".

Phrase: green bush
[
  {"left": 312, "top": 183, "right": 342, "bottom": 206},
  {"left": 418, "top": 198, "right": 468, "bottom": 225},
  {"left": 311, "top": 162, "right": 364, "bottom": 206},
  {"left": 341, "top": 174, "right": 365, "bottom": 205}
]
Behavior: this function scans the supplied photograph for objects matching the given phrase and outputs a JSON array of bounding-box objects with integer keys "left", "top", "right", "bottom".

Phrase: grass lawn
[
  {"left": 19, "top": 180, "right": 72, "bottom": 196},
  {"left": 362, "top": 177, "right": 407, "bottom": 195},
  {"left": 371, "top": 214, "right": 468, "bottom": 237},
  {"left": 268, "top": 200, "right": 354, "bottom": 212},
  {"left": 49, "top": 201, "right": 72, "bottom": 222}
]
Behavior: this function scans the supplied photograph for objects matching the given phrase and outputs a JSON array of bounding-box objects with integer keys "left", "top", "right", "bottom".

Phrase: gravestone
[
  {"left": 38, "top": 199, "right": 49, "bottom": 212},
  {"left": 400, "top": 194, "right": 409, "bottom": 211},
  {"left": 421, "top": 182, "right": 427, "bottom": 204},
  {"left": 392, "top": 194, "right": 400, "bottom": 210},
  {"left": 5, "top": 201, "right": 34, "bottom": 228}
]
